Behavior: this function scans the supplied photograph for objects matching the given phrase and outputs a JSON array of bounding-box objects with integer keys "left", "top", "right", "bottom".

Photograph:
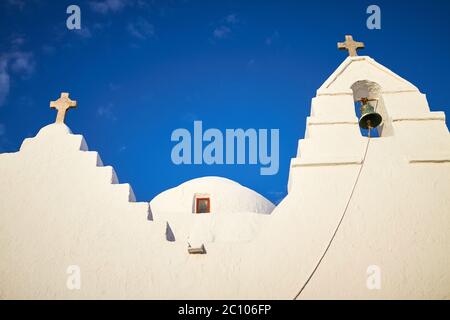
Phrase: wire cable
[{"left": 293, "top": 134, "right": 372, "bottom": 300}]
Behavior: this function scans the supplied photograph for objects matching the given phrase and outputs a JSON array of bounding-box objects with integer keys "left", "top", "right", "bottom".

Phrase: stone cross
[
  {"left": 50, "top": 92, "right": 77, "bottom": 124},
  {"left": 337, "top": 35, "right": 365, "bottom": 57}
]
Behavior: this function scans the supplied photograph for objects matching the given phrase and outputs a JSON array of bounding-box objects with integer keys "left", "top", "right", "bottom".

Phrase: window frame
[{"left": 195, "top": 197, "right": 211, "bottom": 214}]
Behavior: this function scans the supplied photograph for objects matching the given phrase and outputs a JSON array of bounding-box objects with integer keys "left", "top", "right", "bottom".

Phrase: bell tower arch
[
  {"left": 351, "top": 80, "right": 384, "bottom": 137},
  {"left": 288, "top": 54, "right": 449, "bottom": 193}
]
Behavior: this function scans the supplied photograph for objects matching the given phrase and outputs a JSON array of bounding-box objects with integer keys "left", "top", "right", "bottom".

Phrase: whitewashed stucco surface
[
  {"left": 0, "top": 56, "right": 449, "bottom": 299},
  {"left": 150, "top": 177, "right": 274, "bottom": 246}
]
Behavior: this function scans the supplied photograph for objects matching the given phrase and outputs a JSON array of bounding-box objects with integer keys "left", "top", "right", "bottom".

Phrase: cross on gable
[
  {"left": 338, "top": 35, "right": 365, "bottom": 57},
  {"left": 50, "top": 92, "right": 77, "bottom": 124}
]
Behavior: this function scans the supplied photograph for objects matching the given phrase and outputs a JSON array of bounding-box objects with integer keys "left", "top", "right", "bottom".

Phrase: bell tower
[{"left": 287, "top": 37, "right": 450, "bottom": 192}]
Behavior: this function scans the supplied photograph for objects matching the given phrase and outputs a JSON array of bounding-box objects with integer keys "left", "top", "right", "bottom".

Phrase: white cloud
[
  {"left": 212, "top": 13, "right": 239, "bottom": 40},
  {"left": 0, "top": 59, "right": 10, "bottom": 107},
  {"left": 0, "top": 50, "right": 35, "bottom": 107},
  {"left": 7, "top": 0, "right": 25, "bottom": 10},
  {"left": 0, "top": 74, "right": 10, "bottom": 107},
  {"left": 89, "top": 0, "right": 129, "bottom": 14},
  {"left": 74, "top": 27, "right": 93, "bottom": 39},
  {"left": 225, "top": 14, "right": 239, "bottom": 25},
  {"left": 213, "top": 26, "right": 231, "bottom": 39},
  {"left": 265, "top": 31, "right": 280, "bottom": 46},
  {"left": 127, "top": 18, "right": 154, "bottom": 40},
  {"left": 42, "top": 45, "right": 56, "bottom": 55},
  {"left": 11, "top": 36, "right": 26, "bottom": 46},
  {"left": 97, "top": 104, "right": 117, "bottom": 121},
  {"left": 9, "top": 52, "right": 35, "bottom": 76}
]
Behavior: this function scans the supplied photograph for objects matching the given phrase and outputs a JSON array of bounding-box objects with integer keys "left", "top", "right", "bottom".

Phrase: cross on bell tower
[
  {"left": 50, "top": 92, "right": 77, "bottom": 124},
  {"left": 337, "top": 35, "right": 365, "bottom": 57}
]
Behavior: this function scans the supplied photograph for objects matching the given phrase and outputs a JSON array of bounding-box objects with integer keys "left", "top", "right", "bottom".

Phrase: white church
[{"left": 0, "top": 36, "right": 449, "bottom": 299}]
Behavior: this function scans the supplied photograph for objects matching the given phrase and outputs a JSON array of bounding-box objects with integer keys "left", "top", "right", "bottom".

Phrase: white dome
[
  {"left": 150, "top": 176, "right": 274, "bottom": 215},
  {"left": 150, "top": 176, "right": 275, "bottom": 246}
]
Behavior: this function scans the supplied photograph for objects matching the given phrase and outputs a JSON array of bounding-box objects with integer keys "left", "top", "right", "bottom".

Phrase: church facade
[{"left": 0, "top": 37, "right": 449, "bottom": 299}]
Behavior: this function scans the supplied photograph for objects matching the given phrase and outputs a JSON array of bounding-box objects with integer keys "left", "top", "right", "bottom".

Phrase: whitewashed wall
[{"left": 0, "top": 56, "right": 449, "bottom": 299}]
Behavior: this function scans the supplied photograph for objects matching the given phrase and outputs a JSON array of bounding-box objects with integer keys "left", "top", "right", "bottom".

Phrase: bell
[{"left": 358, "top": 100, "right": 382, "bottom": 129}]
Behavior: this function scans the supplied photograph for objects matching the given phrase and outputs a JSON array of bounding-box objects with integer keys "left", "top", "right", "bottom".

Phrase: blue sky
[{"left": 1, "top": 0, "right": 449, "bottom": 203}]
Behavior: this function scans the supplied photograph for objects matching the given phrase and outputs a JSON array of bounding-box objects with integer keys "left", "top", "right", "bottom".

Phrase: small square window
[{"left": 196, "top": 198, "right": 210, "bottom": 213}]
